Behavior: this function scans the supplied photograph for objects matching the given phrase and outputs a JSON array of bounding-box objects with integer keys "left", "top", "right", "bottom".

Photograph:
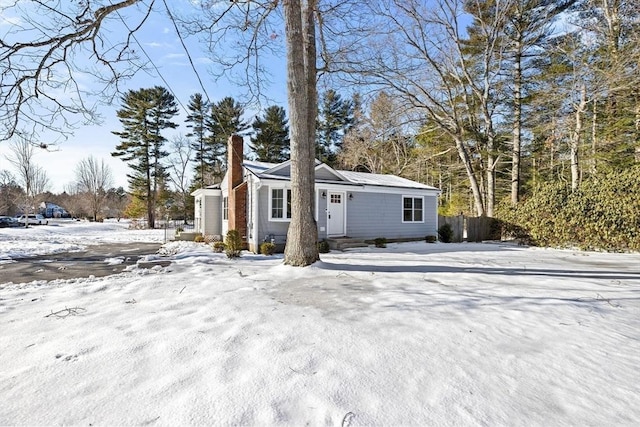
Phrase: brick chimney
[{"left": 227, "top": 135, "right": 247, "bottom": 240}]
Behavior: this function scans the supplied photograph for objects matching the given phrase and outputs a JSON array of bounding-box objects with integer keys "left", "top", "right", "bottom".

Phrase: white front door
[{"left": 327, "top": 191, "right": 345, "bottom": 236}]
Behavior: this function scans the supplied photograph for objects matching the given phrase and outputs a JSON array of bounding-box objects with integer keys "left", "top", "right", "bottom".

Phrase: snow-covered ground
[{"left": 1, "top": 220, "right": 639, "bottom": 425}]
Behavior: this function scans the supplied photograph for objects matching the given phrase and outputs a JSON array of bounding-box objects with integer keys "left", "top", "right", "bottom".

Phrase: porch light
[
  {"left": 321, "top": 191, "right": 326, "bottom": 199},
  {"left": 349, "top": 193, "right": 354, "bottom": 200}
]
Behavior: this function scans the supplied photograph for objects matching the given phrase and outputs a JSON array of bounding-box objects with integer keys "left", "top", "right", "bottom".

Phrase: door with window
[{"left": 327, "top": 191, "right": 345, "bottom": 236}]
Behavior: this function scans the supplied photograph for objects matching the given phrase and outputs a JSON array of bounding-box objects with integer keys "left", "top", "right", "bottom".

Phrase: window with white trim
[
  {"left": 270, "top": 188, "right": 292, "bottom": 220},
  {"left": 403, "top": 196, "right": 423, "bottom": 222},
  {"left": 222, "top": 196, "right": 228, "bottom": 220}
]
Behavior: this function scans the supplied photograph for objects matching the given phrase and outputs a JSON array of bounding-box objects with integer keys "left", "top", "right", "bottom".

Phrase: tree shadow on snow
[{"left": 317, "top": 261, "right": 639, "bottom": 282}]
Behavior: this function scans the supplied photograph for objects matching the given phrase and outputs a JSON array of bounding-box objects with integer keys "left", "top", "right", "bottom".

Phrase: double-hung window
[
  {"left": 270, "top": 188, "right": 292, "bottom": 220},
  {"left": 222, "top": 196, "right": 228, "bottom": 220},
  {"left": 403, "top": 196, "right": 423, "bottom": 223}
]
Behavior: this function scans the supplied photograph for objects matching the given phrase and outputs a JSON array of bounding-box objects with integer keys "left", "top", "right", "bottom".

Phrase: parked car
[
  {"left": 16, "top": 214, "right": 48, "bottom": 225},
  {"left": 0, "top": 216, "right": 20, "bottom": 227}
]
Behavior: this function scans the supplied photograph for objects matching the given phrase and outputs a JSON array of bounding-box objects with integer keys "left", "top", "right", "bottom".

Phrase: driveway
[{"left": 0, "top": 242, "right": 163, "bottom": 285}]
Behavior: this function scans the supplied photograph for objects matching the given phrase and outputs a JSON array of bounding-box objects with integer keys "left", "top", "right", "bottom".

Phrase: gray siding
[
  {"left": 345, "top": 192, "right": 437, "bottom": 239},
  {"left": 317, "top": 191, "right": 328, "bottom": 240},
  {"left": 253, "top": 185, "right": 437, "bottom": 247},
  {"left": 255, "top": 186, "right": 330, "bottom": 244},
  {"left": 315, "top": 168, "right": 342, "bottom": 181},
  {"left": 256, "top": 186, "right": 290, "bottom": 243},
  {"left": 204, "top": 194, "right": 222, "bottom": 236},
  {"left": 271, "top": 165, "right": 291, "bottom": 176}
]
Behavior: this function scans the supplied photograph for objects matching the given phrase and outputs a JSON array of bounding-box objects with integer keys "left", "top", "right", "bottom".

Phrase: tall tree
[
  {"left": 6, "top": 136, "right": 49, "bottom": 221},
  {"left": 112, "top": 86, "right": 178, "bottom": 228},
  {"left": 339, "top": 91, "right": 413, "bottom": 176},
  {"left": 503, "top": 0, "right": 578, "bottom": 204},
  {"left": 250, "top": 106, "right": 290, "bottom": 163},
  {"left": 283, "top": 0, "right": 320, "bottom": 266},
  {"left": 206, "top": 97, "right": 250, "bottom": 182},
  {"left": 185, "top": 93, "right": 210, "bottom": 188},
  {"left": 74, "top": 156, "right": 114, "bottom": 221},
  {"left": 316, "top": 89, "right": 354, "bottom": 165},
  {"left": 580, "top": 0, "right": 640, "bottom": 171},
  {"left": 344, "top": 0, "right": 511, "bottom": 216},
  {"left": 167, "top": 135, "right": 194, "bottom": 224}
]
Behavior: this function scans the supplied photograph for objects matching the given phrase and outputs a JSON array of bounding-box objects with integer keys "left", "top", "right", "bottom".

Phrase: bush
[
  {"left": 317, "top": 240, "right": 330, "bottom": 253},
  {"left": 374, "top": 237, "right": 387, "bottom": 248},
  {"left": 260, "top": 242, "right": 276, "bottom": 255},
  {"left": 496, "top": 166, "right": 640, "bottom": 251},
  {"left": 425, "top": 235, "right": 437, "bottom": 243},
  {"left": 212, "top": 241, "right": 226, "bottom": 253},
  {"left": 225, "top": 229, "right": 243, "bottom": 258},
  {"left": 438, "top": 223, "right": 453, "bottom": 243},
  {"left": 194, "top": 235, "right": 205, "bottom": 243}
]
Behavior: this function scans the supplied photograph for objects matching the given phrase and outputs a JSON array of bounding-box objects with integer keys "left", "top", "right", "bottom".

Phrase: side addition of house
[{"left": 193, "top": 135, "right": 441, "bottom": 253}]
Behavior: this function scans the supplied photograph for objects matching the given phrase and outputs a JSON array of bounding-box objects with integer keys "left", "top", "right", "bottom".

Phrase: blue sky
[{"left": 0, "top": 1, "right": 288, "bottom": 193}]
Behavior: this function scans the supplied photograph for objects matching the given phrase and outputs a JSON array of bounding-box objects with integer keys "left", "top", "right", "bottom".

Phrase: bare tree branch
[{"left": 0, "top": 0, "right": 154, "bottom": 142}]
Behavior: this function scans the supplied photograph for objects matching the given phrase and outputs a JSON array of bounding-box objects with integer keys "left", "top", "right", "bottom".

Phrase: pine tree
[
  {"left": 206, "top": 97, "right": 250, "bottom": 182},
  {"left": 185, "top": 93, "right": 209, "bottom": 188},
  {"left": 316, "top": 89, "right": 354, "bottom": 166},
  {"left": 502, "top": 0, "right": 578, "bottom": 204},
  {"left": 249, "top": 105, "right": 290, "bottom": 163},
  {"left": 112, "top": 86, "right": 178, "bottom": 228}
]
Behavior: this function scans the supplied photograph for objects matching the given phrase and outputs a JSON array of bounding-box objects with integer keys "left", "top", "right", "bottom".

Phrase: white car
[{"left": 16, "top": 214, "right": 48, "bottom": 225}]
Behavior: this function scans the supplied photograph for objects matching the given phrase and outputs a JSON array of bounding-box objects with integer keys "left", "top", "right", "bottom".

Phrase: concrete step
[{"left": 326, "top": 238, "right": 368, "bottom": 251}]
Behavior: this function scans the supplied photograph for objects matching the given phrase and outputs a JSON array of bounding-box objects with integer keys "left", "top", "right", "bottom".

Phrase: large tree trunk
[
  {"left": 283, "top": 0, "right": 320, "bottom": 266},
  {"left": 454, "top": 136, "right": 485, "bottom": 216},
  {"left": 486, "top": 150, "right": 496, "bottom": 217}
]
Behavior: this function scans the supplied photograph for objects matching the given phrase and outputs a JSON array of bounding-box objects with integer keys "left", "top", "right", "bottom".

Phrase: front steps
[{"left": 326, "top": 237, "right": 369, "bottom": 251}]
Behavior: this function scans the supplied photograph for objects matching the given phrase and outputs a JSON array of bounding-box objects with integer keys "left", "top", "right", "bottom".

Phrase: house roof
[
  {"left": 338, "top": 170, "right": 437, "bottom": 190},
  {"left": 243, "top": 160, "right": 439, "bottom": 191}
]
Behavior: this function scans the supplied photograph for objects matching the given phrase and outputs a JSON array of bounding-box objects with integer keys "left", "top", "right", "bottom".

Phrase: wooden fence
[
  {"left": 438, "top": 215, "right": 502, "bottom": 243},
  {"left": 438, "top": 215, "right": 464, "bottom": 243}
]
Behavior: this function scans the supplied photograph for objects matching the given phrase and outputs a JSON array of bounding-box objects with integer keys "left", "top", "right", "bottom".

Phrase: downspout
[{"left": 251, "top": 175, "right": 260, "bottom": 253}]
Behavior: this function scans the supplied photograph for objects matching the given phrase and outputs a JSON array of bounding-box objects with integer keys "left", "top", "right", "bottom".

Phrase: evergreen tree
[
  {"left": 577, "top": 0, "right": 640, "bottom": 172},
  {"left": 249, "top": 105, "right": 290, "bottom": 163},
  {"left": 112, "top": 86, "right": 178, "bottom": 228},
  {"left": 206, "top": 96, "right": 250, "bottom": 182},
  {"left": 185, "top": 93, "right": 209, "bottom": 188},
  {"left": 502, "top": 0, "right": 578, "bottom": 204},
  {"left": 316, "top": 89, "right": 354, "bottom": 166}
]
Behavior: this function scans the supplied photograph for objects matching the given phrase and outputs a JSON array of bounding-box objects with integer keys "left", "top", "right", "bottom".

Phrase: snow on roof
[
  {"left": 337, "top": 170, "right": 439, "bottom": 190},
  {"left": 244, "top": 159, "right": 439, "bottom": 191},
  {"left": 243, "top": 160, "right": 278, "bottom": 175}
]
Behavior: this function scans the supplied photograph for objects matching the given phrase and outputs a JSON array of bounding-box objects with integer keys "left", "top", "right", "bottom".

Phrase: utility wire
[
  {"left": 114, "top": 8, "right": 188, "bottom": 114},
  {"left": 161, "top": 0, "right": 211, "bottom": 103},
  {"left": 117, "top": 3, "right": 241, "bottom": 140}
]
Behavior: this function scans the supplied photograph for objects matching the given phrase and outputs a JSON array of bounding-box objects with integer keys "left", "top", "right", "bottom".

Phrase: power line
[
  {"left": 161, "top": 0, "right": 211, "bottom": 103},
  {"left": 114, "top": 8, "right": 188, "bottom": 114}
]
